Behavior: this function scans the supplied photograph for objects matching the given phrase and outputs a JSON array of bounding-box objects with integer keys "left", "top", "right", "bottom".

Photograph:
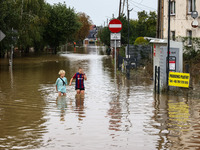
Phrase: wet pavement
[{"left": 0, "top": 46, "right": 200, "bottom": 150}]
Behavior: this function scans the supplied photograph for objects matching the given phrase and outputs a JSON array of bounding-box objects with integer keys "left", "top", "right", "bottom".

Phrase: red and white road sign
[{"left": 108, "top": 19, "right": 122, "bottom": 33}]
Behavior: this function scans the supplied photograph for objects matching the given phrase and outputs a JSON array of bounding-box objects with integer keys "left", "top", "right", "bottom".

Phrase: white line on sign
[{"left": 109, "top": 24, "right": 122, "bottom": 28}]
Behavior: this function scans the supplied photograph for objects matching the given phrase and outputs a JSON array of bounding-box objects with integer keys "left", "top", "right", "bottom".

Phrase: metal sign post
[
  {"left": 127, "top": 9, "right": 132, "bottom": 78},
  {"left": 115, "top": 38, "right": 117, "bottom": 75},
  {"left": 110, "top": 33, "right": 121, "bottom": 75},
  {"left": 108, "top": 19, "right": 122, "bottom": 77},
  {"left": 9, "top": 28, "right": 14, "bottom": 67}
]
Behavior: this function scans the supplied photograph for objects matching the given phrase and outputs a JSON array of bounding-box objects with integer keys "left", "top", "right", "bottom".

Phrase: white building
[{"left": 157, "top": 0, "right": 200, "bottom": 41}]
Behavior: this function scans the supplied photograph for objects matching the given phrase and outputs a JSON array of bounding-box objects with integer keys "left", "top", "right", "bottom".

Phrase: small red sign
[{"left": 108, "top": 19, "right": 122, "bottom": 33}]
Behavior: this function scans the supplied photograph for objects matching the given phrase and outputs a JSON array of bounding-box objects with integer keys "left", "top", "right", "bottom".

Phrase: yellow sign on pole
[{"left": 169, "top": 72, "right": 190, "bottom": 88}]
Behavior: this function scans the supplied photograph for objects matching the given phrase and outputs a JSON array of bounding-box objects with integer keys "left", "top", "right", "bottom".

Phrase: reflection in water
[
  {"left": 107, "top": 75, "right": 132, "bottom": 134},
  {"left": 167, "top": 100, "right": 190, "bottom": 149},
  {"left": 75, "top": 96, "right": 85, "bottom": 121},
  {"left": 9, "top": 66, "right": 14, "bottom": 89},
  {"left": 56, "top": 96, "right": 67, "bottom": 121},
  {"left": 108, "top": 94, "right": 122, "bottom": 132},
  {"left": 168, "top": 100, "right": 190, "bottom": 133},
  {"left": 152, "top": 94, "right": 200, "bottom": 150}
]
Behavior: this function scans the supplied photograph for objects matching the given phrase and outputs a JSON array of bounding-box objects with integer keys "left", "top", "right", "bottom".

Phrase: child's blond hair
[{"left": 58, "top": 70, "right": 65, "bottom": 75}]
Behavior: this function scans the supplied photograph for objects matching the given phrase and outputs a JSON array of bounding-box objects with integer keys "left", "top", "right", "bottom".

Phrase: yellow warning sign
[{"left": 169, "top": 72, "right": 190, "bottom": 88}]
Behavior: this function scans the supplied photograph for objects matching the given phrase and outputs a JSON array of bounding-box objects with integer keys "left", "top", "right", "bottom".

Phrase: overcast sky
[{"left": 46, "top": 0, "right": 157, "bottom": 26}]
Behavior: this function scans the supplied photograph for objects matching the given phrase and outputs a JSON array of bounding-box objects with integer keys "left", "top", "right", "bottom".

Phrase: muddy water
[{"left": 0, "top": 46, "right": 200, "bottom": 150}]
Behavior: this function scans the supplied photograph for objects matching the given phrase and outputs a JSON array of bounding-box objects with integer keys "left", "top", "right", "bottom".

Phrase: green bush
[
  {"left": 134, "top": 37, "right": 149, "bottom": 45},
  {"left": 180, "top": 37, "right": 200, "bottom": 62},
  {"left": 119, "top": 46, "right": 126, "bottom": 57}
]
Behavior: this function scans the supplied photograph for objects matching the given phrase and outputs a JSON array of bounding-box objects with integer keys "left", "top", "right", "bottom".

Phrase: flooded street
[{"left": 0, "top": 46, "right": 200, "bottom": 150}]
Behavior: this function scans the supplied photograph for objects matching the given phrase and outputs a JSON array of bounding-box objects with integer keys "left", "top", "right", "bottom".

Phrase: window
[
  {"left": 170, "top": 1, "right": 176, "bottom": 15},
  {"left": 188, "top": 0, "right": 196, "bottom": 13},
  {"left": 187, "top": 30, "right": 192, "bottom": 45},
  {"left": 171, "top": 31, "right": 176, "bottom": 41}
]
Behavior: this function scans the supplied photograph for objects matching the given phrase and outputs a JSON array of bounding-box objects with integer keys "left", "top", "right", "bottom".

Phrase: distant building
[
  {"left": 84, "top": 25, "right": 98, "bottom": 45},
  {"left": 157, "top": 0, "right": 200, "bottom": 41},
  {"left": 88, "top": 25, "right": 98, "bottom": 39}
]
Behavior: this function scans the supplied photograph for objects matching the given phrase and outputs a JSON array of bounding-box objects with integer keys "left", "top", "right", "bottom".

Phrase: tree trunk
[
  {"left": 0, "top": 48, "right": 2, "bottom": 58},
  {"left": 54, "top": 46, "right": 57, "bottom": 54},
  {"left": 25, "top": 46, "right": 29, "bottom": 53}
]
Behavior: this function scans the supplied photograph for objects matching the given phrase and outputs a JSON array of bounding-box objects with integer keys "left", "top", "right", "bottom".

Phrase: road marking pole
[
  {"left": 108, "top": 19, "right": 122, "bottom": 79},
  {"left": 9, "top": 28, "right": 14, "bottom": 67},
  {"left": 115, "top": 37, "right": 117, "bottom": 76}
]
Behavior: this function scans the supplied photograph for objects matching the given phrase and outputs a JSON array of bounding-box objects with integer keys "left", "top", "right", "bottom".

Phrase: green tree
[
  {"left": 0, "top": 1, "right": 88, "bottom": 56},
  {"left": 119, "top": 15, "right": 128, "bottom": 45},
  {"left": 145, "top": 11, "right": 157, "bottom": 37},
  {"left": 99, "top": 27, "right": 110, "bottom": 46},
  {"left": 0, "top": 0, "right": 20, "bottom": 57},
  {"left": 75, "top": 12, "right": 92, "bottom": 43},
  {"left": 136, "top": 11, "right": 149, "bottom": 37},
  {"left": 181, "top": 37, "right": 200, "bottom": 61},
  {"left": 130, "top": 19, "right": 138, "bottom": 43},
  {"left": 44, "top": 3, "right": 81, "bottom": 54},
  {"left": 134, "top": 11, "right": 157, "bottom": 38},
  {"left": 16, "top": 0, "right": 49, "bottom": 53}
]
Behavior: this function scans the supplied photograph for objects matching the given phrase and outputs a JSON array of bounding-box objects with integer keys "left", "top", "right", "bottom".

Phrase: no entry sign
[{"left": 109, "top": 19, "right": 122, "bottom": 33}]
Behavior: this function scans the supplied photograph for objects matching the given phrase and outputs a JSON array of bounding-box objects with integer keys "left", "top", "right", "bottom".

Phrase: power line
[
  {"left": 129, "top": 1, "right": 143, "bottom": 11},
  {"left": 139, "top": 0, "right": 144, "bottom": 3},
  {"left": 132, "top": 0, "right": 157, "bottom": 10},
  {"left": 129, "top": 0, "right": 157, "bottom": 11},
  {"left": 122, "top": 1, "right": 138, "bottom": 16}
]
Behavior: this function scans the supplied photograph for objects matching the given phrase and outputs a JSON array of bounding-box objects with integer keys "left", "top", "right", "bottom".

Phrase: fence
[{"left": 118, "top": 45, "right": 152, "bottom": 72}]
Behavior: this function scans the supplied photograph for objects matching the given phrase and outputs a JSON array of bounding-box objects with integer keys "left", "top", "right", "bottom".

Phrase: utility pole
[
  {"left": 157, "top": 0, "right": 161, "bottom": 38},
  {"left": 119, "top": 0, "right": 122, "bottom": 18},
  {"left": 161, "top": 0, "right": 164, "bottom": 39},
  {"left": 167, "top": 0, "right": 171, "bottom": 91},
  {"left": 157, "top": 0, "right": 164, "bottom": 39},
  {"left": 127, "top": 0, "right": 129, "bottom": 17},
  {"left": 122, "top": 0, "right": 126, "bottom": 15},
  {"left": 127, "top": 0, "right": 130, "bottom": 78},
  {"left": 9, "top": 28, "right": 14, "bottom": 67},
  {"left": 126, "top": 0, "right": 133, "bottom": 78}
]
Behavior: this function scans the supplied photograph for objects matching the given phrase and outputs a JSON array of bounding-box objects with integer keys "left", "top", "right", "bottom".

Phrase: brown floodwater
[{"left": 0, "top": 46, "right": 200, "bottom": 150}]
